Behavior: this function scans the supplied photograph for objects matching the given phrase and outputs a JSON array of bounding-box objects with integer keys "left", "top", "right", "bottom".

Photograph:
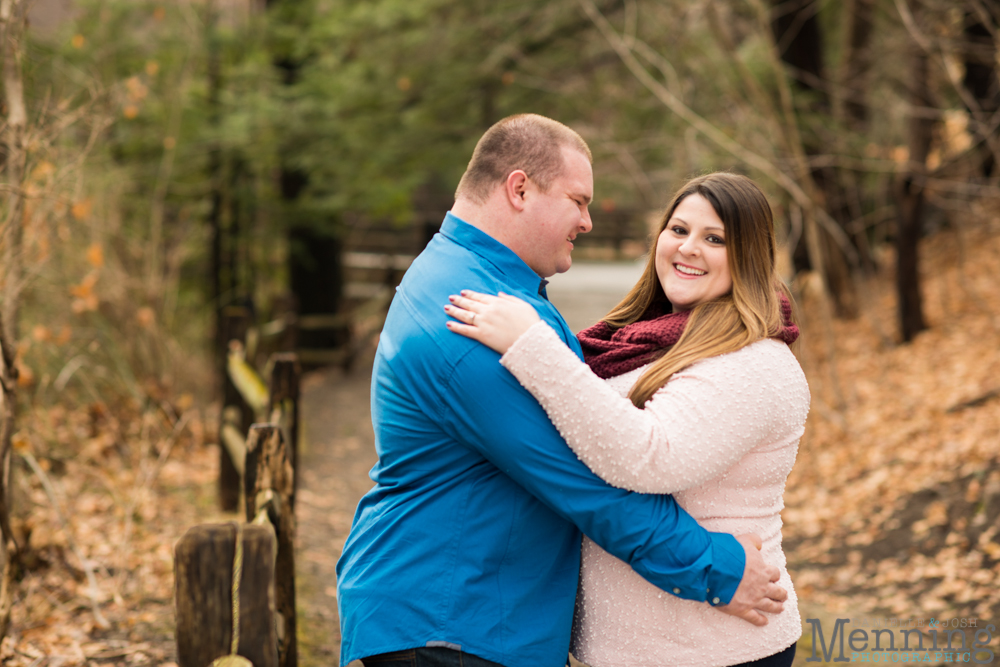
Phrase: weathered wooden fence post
[
  {"left": 219, "top": 306, "right": 254, "bottom": 511},
  {"left": 174, "top": 523, "right": 278, "bottom": 667},
  {"left": 267, "top": 353, "right": 300, "bottom": 487},
  {"left": 245, "top": 425, "right": 296, "bottom": 667}
]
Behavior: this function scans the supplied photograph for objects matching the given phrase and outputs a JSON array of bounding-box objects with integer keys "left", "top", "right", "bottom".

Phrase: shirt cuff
[{"left": 705, "top": 532, "right": 745, "bottom": 606}]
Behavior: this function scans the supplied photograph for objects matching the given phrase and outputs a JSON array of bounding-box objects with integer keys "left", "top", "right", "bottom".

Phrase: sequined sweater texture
[{"left": 501, "top": 322, "right": 811, "bottom": 667}]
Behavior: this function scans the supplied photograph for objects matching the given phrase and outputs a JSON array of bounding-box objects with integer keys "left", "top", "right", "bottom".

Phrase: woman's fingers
[
  {"left": 445, "top": 294, "right": 486, "bottom": 337},
  {"left": 446, "top": 294, "right": 484, "bottom": 320},
  {"left": 458, "top": 290, "right": 495, "bottom": 303},
  {"left": 444, "top": 303, "right": 476, "bottom": 324},
  {"left": 449, "top": 293, "right": 487, "bottom": 310},
  {"left": 445, "top": 317, "right": 478, "bottom": 336},
  {"left": 444, "top": 290, "right": 539, "bottom": 355}
]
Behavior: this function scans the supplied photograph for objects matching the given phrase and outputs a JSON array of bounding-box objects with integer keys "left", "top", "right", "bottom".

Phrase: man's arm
[{"left": 441, "top": 344, "right": 783, "bottom": 617}]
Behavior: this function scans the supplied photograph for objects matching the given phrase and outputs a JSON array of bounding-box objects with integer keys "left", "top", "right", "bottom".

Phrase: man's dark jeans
[
  {"left": 733, "top": 643, "right": 797, "bottom": 667},
  {"left": 361, "top": 646, "right": 506, "bottom": 667}
]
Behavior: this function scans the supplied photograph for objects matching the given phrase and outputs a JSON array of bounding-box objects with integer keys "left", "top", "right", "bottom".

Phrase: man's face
[{"left": 520, "top": 147, "right": 594, "bottom": 278}]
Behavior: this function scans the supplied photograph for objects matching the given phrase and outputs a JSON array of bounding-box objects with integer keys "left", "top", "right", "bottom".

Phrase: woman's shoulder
[
  {"left": 742, "top": 336, "right": 804, "bottom": 365},
  {"left": 669, "top": 340, "right": 810, "bottom": 429},
  {"left": 696, "top": 336, "right": 801, "bottom": 367},
  {"left": 681, "top": 338, "right": 808, "bottom": 396}
]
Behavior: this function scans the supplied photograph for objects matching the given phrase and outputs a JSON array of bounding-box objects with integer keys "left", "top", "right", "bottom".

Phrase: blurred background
[{"left": 0, "top": 0, "right": 998, "bottom": 665}]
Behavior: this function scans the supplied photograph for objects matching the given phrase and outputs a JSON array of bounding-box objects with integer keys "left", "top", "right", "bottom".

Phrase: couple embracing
[{"left": 337, "top": 114, "right": 810, "bottom": 667}]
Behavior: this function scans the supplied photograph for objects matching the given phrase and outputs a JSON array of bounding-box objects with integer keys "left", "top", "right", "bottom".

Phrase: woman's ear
[{"left": 505, "top": 170, "right": 530, "bottom": 211}]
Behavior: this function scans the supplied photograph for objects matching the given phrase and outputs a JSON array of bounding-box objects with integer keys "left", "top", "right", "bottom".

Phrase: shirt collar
[{"left": 441, "top": 211, "right": 549, "bottom": 298}]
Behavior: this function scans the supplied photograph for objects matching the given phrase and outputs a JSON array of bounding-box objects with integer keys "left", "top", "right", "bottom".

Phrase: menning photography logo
[{"left": 806, "top": 617, "right": 996, "bottom": 663}]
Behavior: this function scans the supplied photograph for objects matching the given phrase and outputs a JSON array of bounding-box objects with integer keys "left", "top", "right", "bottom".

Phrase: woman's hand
[{"left": 445, "top": 290, "right": 541, "bottom": 355}]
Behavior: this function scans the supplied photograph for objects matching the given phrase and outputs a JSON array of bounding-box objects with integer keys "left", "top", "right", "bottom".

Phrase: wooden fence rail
[{"left": 218, "top": 307, "right": 255, "bottom": 512}]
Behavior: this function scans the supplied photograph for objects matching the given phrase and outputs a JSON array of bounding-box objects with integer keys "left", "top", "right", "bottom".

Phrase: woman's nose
[{"left": 679, "top": 237, "right": 699, "bottom": 255}]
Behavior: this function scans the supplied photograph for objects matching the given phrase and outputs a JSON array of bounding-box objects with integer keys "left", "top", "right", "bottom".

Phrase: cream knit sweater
[{"left": 501, "top": 321, "right": 810, "bottom": 667}]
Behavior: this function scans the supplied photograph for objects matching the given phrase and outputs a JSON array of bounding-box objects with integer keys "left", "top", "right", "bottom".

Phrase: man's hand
[{"left": 716, "top": 534, "right": 787, "bottom": 627}]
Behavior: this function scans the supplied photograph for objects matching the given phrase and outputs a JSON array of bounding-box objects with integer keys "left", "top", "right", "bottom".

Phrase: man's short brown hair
[{"left": 455, "top": 114, "right": 592, "bottom": 204}]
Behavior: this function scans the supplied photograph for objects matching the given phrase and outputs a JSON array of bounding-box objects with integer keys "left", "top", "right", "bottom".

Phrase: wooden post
[
  {"left": 244, "top": 425, "right": 296, "bottom": 667},
  {"left": 174, "top": 523, "right": 278, "bottom": 667},
  {"left": 268, "top": 353, "right": 300, "bottom": 486},
  {"left": 219, "top": 306, "right": 253, "bottom": 511}
]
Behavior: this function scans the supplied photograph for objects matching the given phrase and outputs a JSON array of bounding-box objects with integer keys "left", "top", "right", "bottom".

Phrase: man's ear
[{"left": 505, "top": 170, "right": 530, "bottom": 211}]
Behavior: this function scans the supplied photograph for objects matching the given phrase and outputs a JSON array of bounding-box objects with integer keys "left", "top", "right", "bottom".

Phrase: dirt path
[{"left": 295, "top": 355, "right": 378, "bottom": 667}]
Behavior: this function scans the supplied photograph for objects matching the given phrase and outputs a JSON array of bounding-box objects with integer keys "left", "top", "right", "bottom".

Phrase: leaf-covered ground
[
  {"left": 784, "top": 215, "right": 1000, "bottom": 663},
  {"left": 0, "top": 398, "right": 223, "bottom": 666},
  {"left": 2, "top": 215, "right": 999, "bottom": 666}
]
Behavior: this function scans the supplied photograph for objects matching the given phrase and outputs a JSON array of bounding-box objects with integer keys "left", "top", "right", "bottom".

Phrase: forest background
[{"left": 1, "top": 0, "right": 999, "bottom": 665}]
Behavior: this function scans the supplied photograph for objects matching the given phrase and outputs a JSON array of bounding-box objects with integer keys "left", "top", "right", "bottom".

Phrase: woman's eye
[
  {"left": 708, "top": 235, "right": 725, "bottom": 244},
  {"left": 671, "top": 226, "right": 687, "bottom": 235}
]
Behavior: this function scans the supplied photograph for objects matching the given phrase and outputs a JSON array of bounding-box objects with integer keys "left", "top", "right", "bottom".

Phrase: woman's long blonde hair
[{"left": 604, "top": 173, "right": 794, "bottom": 407}]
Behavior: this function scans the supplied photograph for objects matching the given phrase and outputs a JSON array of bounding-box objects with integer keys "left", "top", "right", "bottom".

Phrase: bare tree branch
[
  {"left": 577, "top": 0, "right": 859, "bottom": 268},
  {"left": 894, "top": 0, "right": 1000, "bottom": 171}
]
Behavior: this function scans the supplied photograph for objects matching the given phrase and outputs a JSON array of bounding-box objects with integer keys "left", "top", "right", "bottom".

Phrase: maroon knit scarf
[{"left": 578, "top": 294, "right": 800, "bottom": 379}]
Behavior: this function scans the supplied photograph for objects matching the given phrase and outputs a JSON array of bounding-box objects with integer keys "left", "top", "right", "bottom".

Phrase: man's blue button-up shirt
[{"left": 337, "top": 213, "right": 746, "bottom": 667}]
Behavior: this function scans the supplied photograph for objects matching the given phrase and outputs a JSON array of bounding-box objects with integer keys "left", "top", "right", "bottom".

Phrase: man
[{"left": 337, "top": 114, "right": 786, "bottom": 667}]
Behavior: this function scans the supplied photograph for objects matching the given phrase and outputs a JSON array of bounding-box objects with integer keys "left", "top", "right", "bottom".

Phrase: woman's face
[{"left": 654, "top": 193, "right": 733, "bottom": 311}]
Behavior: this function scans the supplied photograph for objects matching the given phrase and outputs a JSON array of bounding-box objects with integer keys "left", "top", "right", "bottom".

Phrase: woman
[{"left": 444, "top": 172, "right": 809, "bottom": 667}]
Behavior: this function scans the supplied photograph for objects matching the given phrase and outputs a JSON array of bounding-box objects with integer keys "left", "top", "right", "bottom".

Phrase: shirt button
[
  {"left": 672, "top": 588, "right": 680, "bottom": 594},
  {"left": 712, "top": 597, "right": 721, "bottom": 605}
]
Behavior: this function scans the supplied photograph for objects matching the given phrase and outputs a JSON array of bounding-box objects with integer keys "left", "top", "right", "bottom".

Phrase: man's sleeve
[{"left": 439, "top": 344, "right": 746, "bottom": 605}]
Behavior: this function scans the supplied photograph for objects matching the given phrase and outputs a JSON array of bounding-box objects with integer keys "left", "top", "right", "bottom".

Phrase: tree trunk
[
  {"left": 770, "top": 0, "right": 828, "bottom": 106},
  {"left": 207, "top": 0, "right": 228, "bottom": 392},
  {"left": 0, "top": 0, "right": 28, "bottom": 642},
  {"left": 770, "top": 0, "right": 860, "bottom": 317},
  {"left": 830, "top": 0, "right": 877, "bottom": 276},
  {"left": 829, "top": 0, "right": 878, "bottom": 275},
  {"left": 961, "top": 3, "right": 1000, "bottom": 177},
  {"left": 836, "top": 0, "right": 875, "bottom": 129},
  {"left": 0, "top": 322, "right": 17, "bottom": 642},
  {"left": 265, "top": 0, "right": 346, "bottom": 345},
  {"left": 288, "top": 225, "right": 346, "bottom": 350},
  {"left": 895, "top": 17, "right": 931, "bottom": 342}
]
